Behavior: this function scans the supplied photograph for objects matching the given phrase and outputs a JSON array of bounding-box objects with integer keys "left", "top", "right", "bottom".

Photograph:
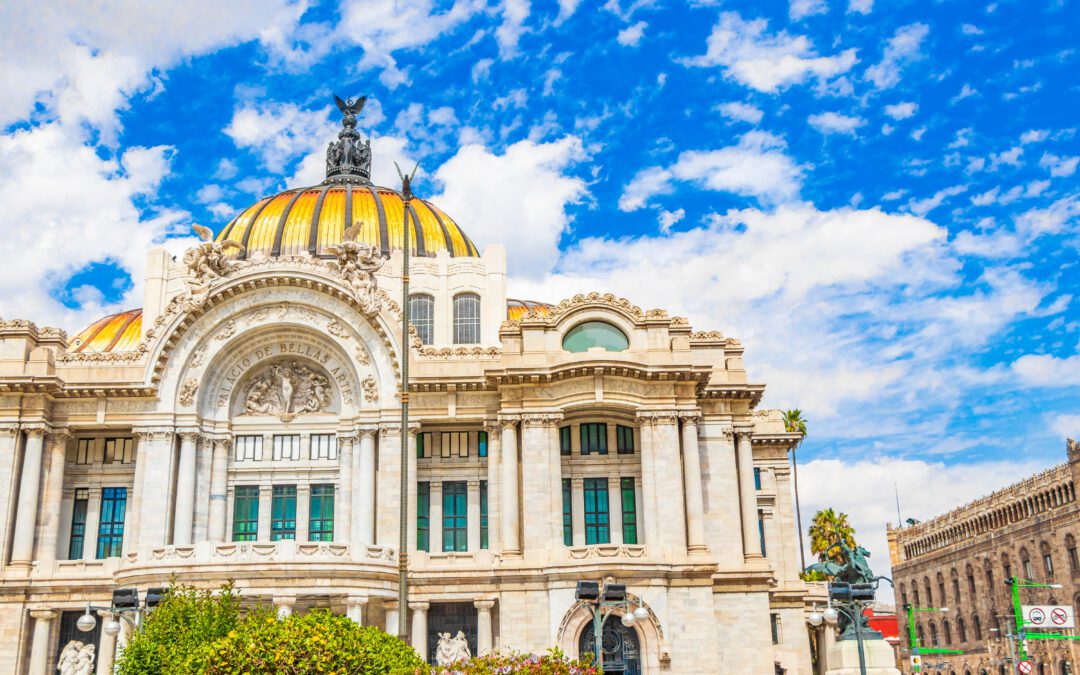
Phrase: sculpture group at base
[
  {"left": 435, "top": 630, "right": 472, "bottom": 666},
  {"left": 56, "top": 640, "right": 94, "bottom": 675}
]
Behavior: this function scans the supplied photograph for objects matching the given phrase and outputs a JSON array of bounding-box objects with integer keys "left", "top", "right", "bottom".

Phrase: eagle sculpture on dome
[
  {"left": 326, "top": 94, "right": 372, "bottom": 182},
  {"left": 334, "top": 95, "right": 366, "bottom": 117}
]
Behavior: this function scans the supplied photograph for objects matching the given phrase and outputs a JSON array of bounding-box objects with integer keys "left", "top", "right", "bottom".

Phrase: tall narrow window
[
  {"left": 562, "top": 479, "right": 573, "bottom": 546},
  {"left": 232, "top": 486, "right": 259, "bottom": 541},
  {"left": 235, "top": 435, "right": 263, "bottom": 461},
  {"left": 104, "top": 437, "right": 134, "bottom": 464},
  {"left": 76, "top": 439, "right": 94, "bottom": 464},
  {"left": 417, "top": 482, "right": 430, "bottom": 552},
  {"left": 583, "top": 478, "right": 610, "bottom": 545},
  {"left": 96, "top": 487, "right": 127, "bottom": 559},
  {"left": 441, "top": 432, "right": 469, "bottom": 458},
  {"left": 309, "top": 484, "right": 334, "bottom": 541},
  {"left": 616, "top": 425, "right": 634, "bottom": 454},
  {"left": 560, "top": 426, "right": 572, "bottom": 456},
  {"left": 68, "top": 489, "right": 89, "bottom": 559},
  {"left": 770, "top": 613, "right": 781, "bottom": 645},
  {"left": 580, "top": 423, "right": 608, "bottom": 455},
  {"left": 310, "top": 434, "right": 337, "bottom": 460},
  {"left": 273, "top": 435, "right": 301, "bottom": 461},
  {"left": 453, "top": 293, "right": 481, "bottom": 344},
  {"left": 442, "top": 481, "right": 468, "bottom": 552},
  {"left": 758, "top": 509, "right": 767, "bottom": 557},
  {"left": 478, "top": 431, "right": 488, "bottom": 458},
  {"left": 411, "top": 293, "right": 435, "bottom": 345},
  {"left": 479, "top": 480, "right": 488, "bottom": 549},
  {"left": 417, "top": 432, "right": 432, "bottom": 459},
  {"left": 271, "top": 486, "right": 297, "bottom": 540},
  {"left": 621, "top": 478, "right": 638, "bottom": 545},
  {"left": 754, "top": 467, "right": 762, "bottom": 490}
]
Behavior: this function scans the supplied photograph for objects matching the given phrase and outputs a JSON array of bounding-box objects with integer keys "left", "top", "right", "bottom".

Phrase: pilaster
[
  {"left": 520, "top": 412, "right": 563, "bottom": 558},
  {"left": 36, "top": 428, "right": 71, "bottom": 564}
]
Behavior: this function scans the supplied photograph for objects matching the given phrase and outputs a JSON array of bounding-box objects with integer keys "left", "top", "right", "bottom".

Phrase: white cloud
[
  {"left": 495, "top": 0, "right": 531, "bottom": 57},
  {"left": 950, "top": 83, "right": 979, "bottom": 104},
  {"left": 866, "top": 23, "right": 929, "bottom": 89},
  {"left": 790, "top": 0, "right": 828, "bottom": 21},
  {"left": 808, "top": 111, "right": 865, "bottom": 135},
  {"left": 657, "top": 208, "right": 685, "bottom": 233},
  {"left": 1049, "top": 414, "right": 1080, "bottom": 439},
  {"left": 1040, "top": 152, "right": 1079, "bottom": 177},
  {"left": 617, "top": 21, "right": 648, "bottom": 46},
  {"left": 681, "top": 12, "right": 857, "bottom": 93},
  {"left": 847, "top": 0, "right": 872, "bottom": 14},
  {"left": 884, "top": 101, "right": 918, "bottom": 120},
  {"left": 715, "top": 101, "right": 764, "bottom": 124},
  {"left": 1021, "top": 129, "right": 1049, "bottom": 144},
  {"left": 619, "top": 131, "right": 804, "bottom": 211},
  {"left": 961, "top": 23, "right": 984, "bottom": 35},
  {"left": 556, "top": 0, "right": 580, "bottom": 23},
  {"left": 430, "top": 136, "right": 588, "bottom": 278},
  {"left": 1012, "top": 351, "right": 1080, "bottom": 387},
  {"left": 906, "top": 184, "right": 967, "bottom": 216},
  {"left": 988, "top": 145, "right": 1023, "bottom": 170},
  {"left": 910, "top": 126, "right": 926, "bottom": 141},
  {"left": 225, "top": 103, "right": 335, "bottom": 174}
]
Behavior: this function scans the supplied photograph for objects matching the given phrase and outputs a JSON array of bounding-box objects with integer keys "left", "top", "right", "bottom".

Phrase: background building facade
[
  {"left": 0, "top": 109, "right": 815, "bottom": 674},
  {"left": 888, "top": 439, "right": 1080, "bottom": 675}
]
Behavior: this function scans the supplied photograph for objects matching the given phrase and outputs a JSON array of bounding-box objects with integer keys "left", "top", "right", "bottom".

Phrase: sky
[{"left": 1, "top": 0, "right": 1078, "bottom": 583}]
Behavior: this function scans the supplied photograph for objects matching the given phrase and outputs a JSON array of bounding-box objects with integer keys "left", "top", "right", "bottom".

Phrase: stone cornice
[{"left": 521, "top": 411, "right": 564, "bottom": 426}]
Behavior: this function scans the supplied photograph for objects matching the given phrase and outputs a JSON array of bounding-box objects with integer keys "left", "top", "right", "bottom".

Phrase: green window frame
[
  {"left": 309, "top": 484, "right": 335, "bottom": 541},
  {"left": 96, "top": 487, "right": 127, "bottom": 559},
  {"left": 68, "top": 488, "right": 89, "bottom": 559},
  {"left": 560, "top": 426, "right": 572, "bottom": 456},
  {"left": 754, "top": 467, "right": 761, "bottom": 490},
  {"left": 583, "top": 478, "right": 610, "bottom": 545},
  {"left": 580, "top": 423, "right": 608, "bottom": 455},
  {"left": 442, "top": 481, "right": 468, "bottom": 552},
  {"left": 616, "top": 425, "right": 634, "bottom": 454},
  {"left": 758, "top": 509, "right": 767, "bottom": 556},
  {"left": 417, "top": 482, "right": 430, "bottom": 552},
  {"left": 417, "top": 432, "right": 431, "bottom": 459},
  {"left": 620, "top": 478, "right": 638, "bottom": 545},
  {"left": 271, "top": 485, "right": 297, "bottom": 541},
  {"left": 232, "top": 486, "right": 259, "bottom": 542},
  {"left": 478, "top": 431, "right": 488, "bottom": 458},
  {"left": 562, "top": 478, "right": 573, "bottom": 546},
  {"left": 480, "top": 480, "right": 488, "bottom": 549}
]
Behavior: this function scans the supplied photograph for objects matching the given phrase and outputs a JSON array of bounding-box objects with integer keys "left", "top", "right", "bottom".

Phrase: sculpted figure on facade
[
  {"left": 241, "top": 361, "right": 333, "bottom": 417},
  {"left": 327, "top": 224, "right": 385, "bottom": 315},
  {"left": 182, "top": 224, "right": 244, "bottom": 306},
  {"left": 56, "top": 640, "right": 94, "bottom": 675},
  {"left": 435, "top": 631, "right": 471, "bottom": 665}
]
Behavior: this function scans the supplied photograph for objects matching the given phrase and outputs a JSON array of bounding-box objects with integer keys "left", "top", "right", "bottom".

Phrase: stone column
[
  {"left": 735, "top": 429, "right": 762, "bottom": 559},
  {"left": 571, "top": 478, "right": 585, "bottom": 546},
  {"left": 467, "top": 480, "right": 481, "bottom": 552},
  {"left": 173, "top": 431, "right": 199, "bottom": 546},
  {"left": 0, "top": 426, "right": 21, "bottom": 570},
  {"left": 274, "top": 594, "right": 296, "bottom": 619},
  {"left": 115, "top": 613, "right": 134, "bottom": 664},
  {"left": 484, "top": 420, "right": 501, "bottom": 552},
  {"left": 11, "top": 428, "right": 46, "bottom": 564},
  {"left": 337, "top": 434, "right": 354, "bottom": 545},
  {"left": 410, "top": 602, "right": 429, "bottom": 661},
  {"left": 354, "top": 427, "right": 377, "bottom": 546},
  {"left": 637, "top": 412, "right": 687, "bottom": 552},
  {"left": 520, "top": 412, "right": 563, "bottom": 554},
  {"left": 295, "top": 484, "right": 310, "bottom": 542},
  {"left": 376, "top": 425, "right": 401, "bottom": 548},
  {"left": 257, "top": 485, "right": 272, "bottom": 542},
  {"left": 406, "top": 425, "right": 419, "bottom": 553},
  {"left": 95, "top": 611, "right": 117, "bottom": 675},
  {"left": 83, "top": 488, "right": 102, "bottom": 562},
  {"left": 430, "top": 482, "right": 443, "bottom": 553},
  {"left": 385, "top": 602, "right": 400, "bottom": 636},
  {"left": 37, "top": 429, "right": 70, "bottom": 564},
  {"left": 499, "top": 416, "right": 521, "bottom": 556},
  {"left": 635, "top": 414, "right": 659, "bottom": 548},
  {"left": 125, "top": 433, "right": 148, "bottom": 554},
  {"left": 136, "top": 429, "right": 175, "bottom": 548},
  {"left": 27, "top": 609, "right": 56, "bottom": 675},
  {"left": 346, "top": 595, "right": 368, "bottom": 624},
  {"left": 475, "top": 599, "right": 495, "bottom": 655},
  {"left": 680, "top": 412, "right": 707, "bottom": 553},
  {"left": 208, "top": 439, "right": 230, "bottom": 543},
  {"left": 608, "top": 475, "right": 623, "bottom": 546}
]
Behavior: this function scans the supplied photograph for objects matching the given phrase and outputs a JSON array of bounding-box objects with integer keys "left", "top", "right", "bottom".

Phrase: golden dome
[
  {"left": 70, "top": 308, "right": 142, "bottom": 353},
  {"left": 506, "top": 299, "right": 553, "bottom": 321},
  {"left": 217, "top": 186, "right": 479, "bottom": 259}
]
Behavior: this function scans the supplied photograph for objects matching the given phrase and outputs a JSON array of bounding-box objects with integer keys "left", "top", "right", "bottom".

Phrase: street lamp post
[
  {"left": 574, "top": 580, "right": 649, "bottom": 671},
  {"left": 75, "top": 587, "right": 168, "bottom": 638}
]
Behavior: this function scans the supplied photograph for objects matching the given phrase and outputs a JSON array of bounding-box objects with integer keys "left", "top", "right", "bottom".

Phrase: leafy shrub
[{"left": 421, "top": 648, "right": 598, "bottom": 674}]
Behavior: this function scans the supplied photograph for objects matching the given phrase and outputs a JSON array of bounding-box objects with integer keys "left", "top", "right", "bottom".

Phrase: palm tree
[
  {"left": 783, "top": 409, "right": 808, "bottom": 571},
  {"left": 808, "top": 508, "right": 857, "bottom": 564}
]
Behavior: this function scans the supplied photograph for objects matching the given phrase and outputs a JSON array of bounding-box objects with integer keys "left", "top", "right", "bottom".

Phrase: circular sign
[
  {"left": 1018, "top": 660, "right": 1033, "bottom": 674},
  {"left": 1052, "top": 608, "right": 1069, "bottom": 625},
  {"left": 1029, "top": 607, "right": 1046, "bottom": 625}
]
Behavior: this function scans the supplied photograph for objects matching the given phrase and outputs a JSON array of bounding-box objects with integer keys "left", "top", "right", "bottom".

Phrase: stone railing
[
  {"left": 566, "top": 544, "right": 647, "bottom": 560},
  {"left": 120, "top": 541, "right": 397, "bottom": 568}
]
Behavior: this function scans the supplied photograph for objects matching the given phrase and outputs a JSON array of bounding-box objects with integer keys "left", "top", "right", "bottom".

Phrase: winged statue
[
  {"left": 334, "top": 95, "right": 367, "bottom": 116},
  {"left": 326, "top": 221, "right": 385, "bottom": 315},
  {"left": 183, "top": 224, "right": 245, "bottom": 305}
]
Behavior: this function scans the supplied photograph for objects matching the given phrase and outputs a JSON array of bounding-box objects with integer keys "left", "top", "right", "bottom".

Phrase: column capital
[
  {"left": 408, "top": 601, "right": 430, "bottom": 612},
  {"left": 496, "top": 414, "right": 521, "bottom": 429},
  {"left": 134, "top": 427, "right": 174, "bottom": 441},
  {"left": 473, "top": 599, "right": 496, "bottom": 611},
  {"left": 635, "top": 410, "right": 680, "bottom": 426},
  {"left": 521, "top": 411, "right": 564, "bottom": 427},
  {"left": 47, "top": 428, "right": 71, "bottom": 444},
  {"left": 337, "top": 432, "right": 359, "bottom": 446},
  {"left": 346, "top": 595, "right": 370, "bottom": 607},
  {"left": 23, "top": 426, "right": 48, "bottom": 439},
  {"left": 733, "top": 426, "right": 754, "bottom": 440},
  {"left": 678, "top": 410, "right": 702, "bottom": 423},
  {"left": 29, "top": 609, "right": 57, "bottom": 620},
  {"left": 356, "top": 425, "right": 379, "bottom": 439},
  {"left": 0, "top": 424, "right": 20, "bottom": 437},
  {"left": 213, "top": 437, "right": 233, "bottom": 450},
  {"left": 484, "top": 418, "right": 502, "bottom": 434},
  {"left": 178, "top": 429, "right": 201, "bottom": 443}
]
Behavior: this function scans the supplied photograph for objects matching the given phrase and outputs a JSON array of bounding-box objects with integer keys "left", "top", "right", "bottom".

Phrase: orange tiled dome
[{"left": 70, "top": 308, "right": 142, "bottom": 353}]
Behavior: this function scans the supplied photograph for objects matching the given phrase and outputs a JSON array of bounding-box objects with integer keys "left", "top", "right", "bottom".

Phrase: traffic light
[{"left": 1005, "top": 577, "right": 1015, "bottom": 587}]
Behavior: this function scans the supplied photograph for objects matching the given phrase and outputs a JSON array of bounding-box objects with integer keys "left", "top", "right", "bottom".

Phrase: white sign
[
  {"left": 910, "top": 655, "right": 921, "bottom": 666},
  {"left": 1018, "top": 660, "right": 1033, "bottom": 674},
  {"left": 1022, "top": 604, "right": 1075, "bottom": 628}
]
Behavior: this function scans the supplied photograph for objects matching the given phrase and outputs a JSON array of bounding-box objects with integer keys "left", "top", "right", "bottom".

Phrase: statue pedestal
[{"left": 824, "top": 637, "right": 900, "bottom": 675}]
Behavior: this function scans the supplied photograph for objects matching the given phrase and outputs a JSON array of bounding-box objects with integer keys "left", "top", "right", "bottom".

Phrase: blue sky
[{"left": 1, "top": 0, "right": 1077, "bottom": 571}]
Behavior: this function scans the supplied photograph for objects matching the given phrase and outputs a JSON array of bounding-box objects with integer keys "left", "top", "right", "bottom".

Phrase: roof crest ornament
[{"left": 325, "top": 94, "right": 372, "bottom": 185}]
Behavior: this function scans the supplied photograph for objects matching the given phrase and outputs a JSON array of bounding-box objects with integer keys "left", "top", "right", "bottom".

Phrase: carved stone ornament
[
  {"left": 182, "top": 224, "right": 244, "bottom": 308},
  {"left": 240, "top": 361, "right": 334, "bottom": 420},
  {"left": 57, "top": 639, "right": 95, "bottom": 675},
  {"left": 326, "top": 228, "right": 385, "bottom": 316},
  {"left": 361, "top": 374, "right": 378, "bottom": 403},
  {"left": 178, "top": 378, "right": 199, "bottom": 407},
  {"left": 327, "top": 320, "right": 351, "bottom": 339},
  {"left": 215, "top": 320, "right": 236, "bottom": 341},
  {"left": 354, "top": 344, "right": 370, "bottom": 365}
]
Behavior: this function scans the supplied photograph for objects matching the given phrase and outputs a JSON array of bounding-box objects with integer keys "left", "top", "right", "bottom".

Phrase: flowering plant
[{"left": 418, "top": 648, "right": 599, "bottom": 674}]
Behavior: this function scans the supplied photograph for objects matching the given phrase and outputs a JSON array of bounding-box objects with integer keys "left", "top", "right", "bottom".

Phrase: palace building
[{"left": 0, "top": 98, "right": 814, "bottom": 674}]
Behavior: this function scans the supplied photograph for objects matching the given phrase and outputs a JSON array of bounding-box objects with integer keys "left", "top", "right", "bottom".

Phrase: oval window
[{"left": 562, "top": 321, "right": 629, "bottom": 353}]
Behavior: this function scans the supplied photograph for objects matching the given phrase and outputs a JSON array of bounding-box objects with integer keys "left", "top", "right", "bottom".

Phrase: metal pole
[
  {"left": 907, "top": 605, "right": 921, "bottom": 673},
  {"left": 398, "top": 177, "right": 412, "bottom": 642},
  {"left": 851, "top": 603, "right": 868, "bottom": 675},
  {"left": 1005, "top": 625, "right": 1018, "bottom": 673},
  {"left": 792, "top": 443, "right": 806, "bottom": 571},
  {"left": 593, "top": 604, "right": 603, "bottom": 670}
]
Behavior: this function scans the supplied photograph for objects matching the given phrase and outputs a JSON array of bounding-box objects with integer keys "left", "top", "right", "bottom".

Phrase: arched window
[
  {"left": 943, "top": 619, "right": 952, "bottom": 645},
  {"left": 1042, "top": 541, "right": 1055, "bottom": 579},
  {"left": 1066, "top": 534, "right": 1079, "bottom": 571},
  {"left": 929, "top": 621, "right": 938, "bottom": 646},
  {"left": 900, "top": 583, "right": 908, "bottom": 608},
  {"left": 973, "top": 613, "right": 983, "bottom": 640},
  {"left": 1021, "top": 547, "right": 1034, "bottom": 580},
  {"left": 452, "top": 293, "right": 481, "bottom": 344},
  {"left": 966, "top": 564, "right": 976, "bottom": 595},
  {"left": 925, "top": 577, "right": 934, "bottom": 605},
  {"left": 951, "top": 568, "right": 961, "bottom": 605},
  {"left": 916, "top": 623, "right": 924, "bottom": 647},
  {"left": 958, "top": 616, "right": 967, "bottom": 642},
  {"left": 1002, "top": 552, "right": 1012, "bottom": 581},
  {"left": 937, "top": 572, "right": 947, "bottom": 605},
  {"left": 410, "top": 293, "right": 435, "bottom": 344},
  {"left": 913, "top": 582, "right": 921, "bottom": 606},
  {"left": 562, "top": 321, "right": 629, "bottom": 353}
]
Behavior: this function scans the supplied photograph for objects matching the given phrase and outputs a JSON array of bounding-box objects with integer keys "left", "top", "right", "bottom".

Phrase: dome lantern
[{"left": 324, "top": 95, "right": 373, "bottom": 185}]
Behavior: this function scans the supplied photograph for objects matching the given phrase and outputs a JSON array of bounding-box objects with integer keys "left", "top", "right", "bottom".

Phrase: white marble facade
[{"left": 0, "top": 219, "right": 816, "bottom": 675}]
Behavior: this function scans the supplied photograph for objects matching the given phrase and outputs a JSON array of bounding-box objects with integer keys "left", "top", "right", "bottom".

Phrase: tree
[
  {"left": 809, "top": 507, "right": 857, "bottom": 565},
  {"left": 783, "top": 409, "right": 808, "bottom": 571}
]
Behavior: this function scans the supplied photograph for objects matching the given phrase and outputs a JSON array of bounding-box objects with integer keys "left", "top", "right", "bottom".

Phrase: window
[
  {"left": 76, "top": 439, "right": 94, "bottom": 464},
  {"left": 232, "top": 486, "right": 259, "bottom": 541},
  {"left": 273, "top": 434, "right": 301, "bottom": 461},
  {"left": 958, "top": 617, "right": 967, "bottom": 643},
  {"left": 621, "top": 478, "right": 637, "bottom": 545},
  {"left": 929, "top": 621, "right": 938, "bottom": 646},
  {"left": 478, "top": 432, "right": 488, "bottom": 458},
  {"left": 1004, "top": 563, "right": 1011, "bottom": 581},
  {"left": 442, "top": 481, "right": 468, "bottom": 552},
  {"left": 1044, "top": 552, "right": 1054, "bottom": 577},
  {"left": 583, "top": 478, "right": 610, "bottom": 545},
  {"left": 986, "top": 567, "right": 994, "bottom": 588},
  {"left": 235, "top": 435, "right": 263, "bottom": 461},
  {"left": 68, "top": 489, "right": 89, "bottom": 559},
  {"left": 417, "top": 432, "right": 432, "bottom": 459},
  {"left": 913, "top": 586, "right": 920, "bottom": 606},
  {"left": 562, "top": 321, "right": 629, "bottom": 353},
  {"left": 580, "top": 423, "right": 608, "bottom": 455},
  {"left": 480, "top": 481, "right": 488, "bottom": 549},
  {"left": 952, "top": 574, "right": 961, "bottom": 604},
  {"left": 271, "top": 485, "right": 297, "bottom": 540},
  {"left": 770, "top": 613, "right": 781, "bottom": 645},
  {"left": 937, "top": 574, "right": 946, "bottom": 604},
  {"left": 967, "top": 566, "right": 976, "bottom": 595},
  {"left": 973, "top": 614, "right": 982, "bottom": 640},
  {"left": 943, "top": 619, "right": 952, "bottom": 645},
  {"left": 900, "top": 584, "right": 908, "bottom": 608},
  {"left": 754, "top": 467, "right": 762, "bottom": 491},
  {"left": 1068, "top": 536, "right": 1079, "bottom": 570},
  {"left": 96, "top": 487, "right": 127, "bottom": 558},
  {"left": 562, "top": 479, "right": 573, "bottom": 546},
  {"left": 417, "top": 482, "right": 430, "bottom": 552},
  {"left": 453, "top": 293, "right": 481, "bottom": 344},
  {"left": 758, "top": 509, "right": 767, "bottom": 556},
  {"left": 104, "top": 437, "right": 134, "bottom": 464},
  {"left": 441, "top": 432, "right": 469, "bottom": 458},
  {"left": 309, "top": 485, "right": 334, "bottom": 541},
  {"left": 310, "top": 434, "right": 337, "bottom": 460},
  {"left": 616, "top": 425, "right": 634, "bottom": 454},
  {"left": 1021, "top": 549, "right": 1034, "bottom": 580},
  {"left": 560, "top": 427, "right": 572, "bottom": 456},
  {"left": 411, "top": 293, "right": 435, "bottom": 345}
]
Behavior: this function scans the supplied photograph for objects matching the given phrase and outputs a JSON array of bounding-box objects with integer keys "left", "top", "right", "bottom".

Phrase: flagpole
[{"left": 398, "top": 169, "right": 414, "bottom": 642}]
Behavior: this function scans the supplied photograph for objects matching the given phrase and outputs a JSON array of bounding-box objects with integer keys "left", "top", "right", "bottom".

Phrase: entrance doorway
[
  {"left": 427, "top": 602, "right": 478, "bottom": 665},
  {"left": 578, "top": 615, "right": 641, "bottom": 674}
]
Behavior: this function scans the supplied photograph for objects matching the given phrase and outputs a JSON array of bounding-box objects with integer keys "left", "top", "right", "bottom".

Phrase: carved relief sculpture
[
  {"left": 327, "top": 224, "right": 385, "bottom": 315},
  {"left": 178, "top": 378, "right": 199, "bottom": 407},
  {"left": 361, "top": 374, "right": 378, "bottom": 403},
  {"left": 435, "top": 631, "right": 471, "bottom": 666},
  {"left": 241, "top": 361, "right": 333, "bottom": 418},
  {"left": 183, "top": 224, "right": 244, "bottom": 307},
  {"left": 57, "top": 640, "right": 95, "bottom": 675}
]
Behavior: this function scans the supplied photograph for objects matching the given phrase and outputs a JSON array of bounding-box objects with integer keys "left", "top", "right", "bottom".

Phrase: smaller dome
[
  {"left": 507, "top": 298, "right": 553, "bottom": 321},
  {"left": 71, "top": 308, "right": 142, "bottom": 353}
]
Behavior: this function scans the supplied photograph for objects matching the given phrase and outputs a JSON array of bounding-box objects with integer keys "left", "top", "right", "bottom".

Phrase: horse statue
[{"left": 805, "top": 540, "right": 888, "bottom": 639}]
